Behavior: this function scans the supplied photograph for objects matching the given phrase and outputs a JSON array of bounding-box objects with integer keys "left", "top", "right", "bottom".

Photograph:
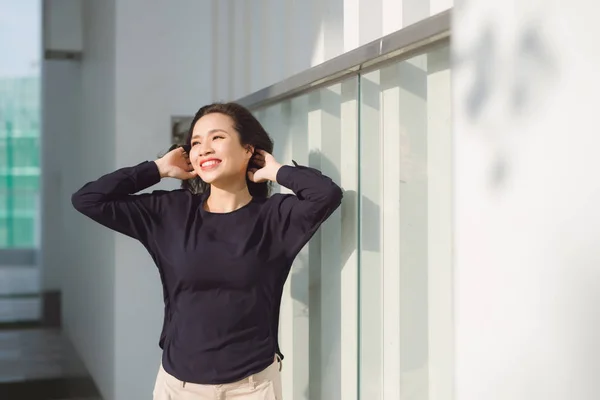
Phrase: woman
[{"left": 71, "top": 102, "right": 343, "bottom": 399}]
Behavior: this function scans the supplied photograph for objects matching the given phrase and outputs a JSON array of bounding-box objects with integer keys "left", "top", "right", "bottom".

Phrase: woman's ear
[{"left": 245, "top": 145, "right": 255, "bottom": 159}]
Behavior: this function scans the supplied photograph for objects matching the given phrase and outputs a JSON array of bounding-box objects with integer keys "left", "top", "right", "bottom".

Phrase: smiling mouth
[{"left": 200, "top": 159, "right": 222, "bottom": 170}]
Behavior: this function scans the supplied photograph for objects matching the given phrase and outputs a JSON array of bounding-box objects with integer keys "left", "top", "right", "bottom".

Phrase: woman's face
[{"left": 189, "top": 113, "right": 252, "bottom": 186}]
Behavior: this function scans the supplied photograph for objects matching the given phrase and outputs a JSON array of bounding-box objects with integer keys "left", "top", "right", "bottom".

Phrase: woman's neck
[{"left": 205, "top": 183, "right": 252, "bottom": 213}]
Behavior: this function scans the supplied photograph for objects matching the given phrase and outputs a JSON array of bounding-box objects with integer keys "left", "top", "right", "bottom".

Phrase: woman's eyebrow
[{"left": 191, "top": 129, "right": 228, "bottom": 140}]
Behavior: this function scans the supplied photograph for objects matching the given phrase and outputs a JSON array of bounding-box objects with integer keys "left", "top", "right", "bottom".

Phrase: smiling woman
[
  {"left": 176, "top": 103, "right": 276, "bottom": 200},
  {"left": 71, "top": 101, "right": 343, "bottom": 400}
]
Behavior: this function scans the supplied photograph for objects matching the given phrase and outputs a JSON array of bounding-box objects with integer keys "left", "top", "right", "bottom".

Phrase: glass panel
[
  {"left": 255, "top": 76, "right": 359, "bottom": 400},
  {"left": 251, "top": 42, "right": 451, "bottom": 400},
  {"left": 0, "top": 0, "right": 41, "bottom": 248},
  {"left": 359, "top": 43, "right": 453, "bottom": 400}
]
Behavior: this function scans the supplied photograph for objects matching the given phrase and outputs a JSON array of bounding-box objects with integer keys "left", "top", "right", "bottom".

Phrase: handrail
[{"left": 236, "top": 9, "right": 451, "bottom": 110}]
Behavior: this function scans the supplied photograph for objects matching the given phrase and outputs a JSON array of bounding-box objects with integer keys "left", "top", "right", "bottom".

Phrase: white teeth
[{"left": 201, "top": 160, "right": 220, "bottom": 167}]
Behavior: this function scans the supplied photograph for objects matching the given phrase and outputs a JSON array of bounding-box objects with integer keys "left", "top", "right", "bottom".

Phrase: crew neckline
[{"left": 200, "top": 195, "right": 256, "bottom": 216}]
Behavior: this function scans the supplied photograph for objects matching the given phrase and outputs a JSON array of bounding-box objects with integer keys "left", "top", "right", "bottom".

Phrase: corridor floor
[{"left": 0, "top": 328, "right": 101, "bottom": 400}]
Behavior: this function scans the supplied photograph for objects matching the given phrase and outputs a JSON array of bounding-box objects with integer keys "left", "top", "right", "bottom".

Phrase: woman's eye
[
  {"left": 213, "top": 135, "right": 224, "bottom": 140},
  {"left": 191, "top": 141, "right": 200, "bottom": 146}
]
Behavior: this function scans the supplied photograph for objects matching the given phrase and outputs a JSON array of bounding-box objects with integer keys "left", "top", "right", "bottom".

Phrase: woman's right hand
[{"left": 154, "top": 147, "right": 198, "bottom": 180}]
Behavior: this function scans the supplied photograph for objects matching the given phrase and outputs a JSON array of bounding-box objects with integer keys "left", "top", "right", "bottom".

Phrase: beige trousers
[{"left": 153, "top": 357, "right": 283, "bottom": 400}]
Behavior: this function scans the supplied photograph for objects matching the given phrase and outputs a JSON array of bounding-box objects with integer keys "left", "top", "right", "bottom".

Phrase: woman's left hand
[{"left": 248, "top": 150, "right": 282, "bottom": 183}]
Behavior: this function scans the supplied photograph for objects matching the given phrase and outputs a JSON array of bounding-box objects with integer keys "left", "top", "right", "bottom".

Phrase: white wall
[{"left": 453, "top": 0, "right": 600, "bottom": 399}]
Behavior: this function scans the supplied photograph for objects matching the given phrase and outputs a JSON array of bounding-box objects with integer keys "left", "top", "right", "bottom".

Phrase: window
[{"left": 0, "top": 0, "right": 41, "bottom": 248}]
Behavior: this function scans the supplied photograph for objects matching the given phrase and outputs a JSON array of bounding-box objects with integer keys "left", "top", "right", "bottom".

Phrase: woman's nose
[{"left": 198, "top": 144, "right": 214, "bottom": 157}]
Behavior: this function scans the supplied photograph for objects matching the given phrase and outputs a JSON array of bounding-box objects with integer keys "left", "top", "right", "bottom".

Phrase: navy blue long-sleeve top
[{"left": 71, "top": 160, "right": 343, "bottom": 384}]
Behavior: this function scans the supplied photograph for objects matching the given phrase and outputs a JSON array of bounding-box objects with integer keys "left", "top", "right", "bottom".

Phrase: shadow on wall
[{"left": 454, "top": 14, "right": 559, "bottom": 190}]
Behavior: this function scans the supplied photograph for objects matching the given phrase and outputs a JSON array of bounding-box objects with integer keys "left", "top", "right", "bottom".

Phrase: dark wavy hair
[{"left": 171, "top": 102, "right": 274, "bottom": 198}]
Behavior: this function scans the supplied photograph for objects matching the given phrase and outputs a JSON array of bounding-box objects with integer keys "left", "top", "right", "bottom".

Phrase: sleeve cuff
[
  {"left": 275, "top": 164, "right": 295, "bottom": 187},
  {"left": 134, "top": 161, "right": 162, "bottom": 187}
]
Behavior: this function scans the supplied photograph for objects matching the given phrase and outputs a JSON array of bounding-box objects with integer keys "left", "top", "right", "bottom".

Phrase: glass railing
[{"left": 251, "top": 40, "right": 452, "bottom": 400}]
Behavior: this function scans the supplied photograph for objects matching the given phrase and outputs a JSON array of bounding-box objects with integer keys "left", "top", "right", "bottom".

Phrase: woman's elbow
[
  {"left": 71, "top": 189, "right": 95, "bottom": 215},
  {"left": 71, "top": 191, "right": 85, "bottom": 212},
  {"left": 328, "top": 184, "right": 344, "bottom": 209}
]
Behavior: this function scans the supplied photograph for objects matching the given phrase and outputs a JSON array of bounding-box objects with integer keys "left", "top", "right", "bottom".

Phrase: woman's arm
[
  {"left": 249, "top": 150, "right": 343, "bottom": 256},
  {"left": 72, "top": 147, "right": 197, "bottom": 240},
  {"left": 274, "top": 161, "right": 343, "bottom": 240},
  {"left": 71, "top": 161, "right": 166, "bottom": 240}
]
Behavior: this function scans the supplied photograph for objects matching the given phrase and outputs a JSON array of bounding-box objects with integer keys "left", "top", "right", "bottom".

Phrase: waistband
[{"left": 160, "top": 354, "right": 281, "bottom": 389}]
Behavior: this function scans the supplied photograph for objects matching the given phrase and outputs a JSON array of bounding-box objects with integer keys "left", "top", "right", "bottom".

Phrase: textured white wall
[{"left": 454, "top": 0, "right": 600, "bottom": 399}]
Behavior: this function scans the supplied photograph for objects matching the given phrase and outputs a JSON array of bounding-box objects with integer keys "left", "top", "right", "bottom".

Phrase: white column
[
  {"left": 402, "top": 0, "right": 430, "bottom": 27},
  {"left": 319, "top": 84, "right": 343, "bottom": 400},
  {"left": 396, "top": 55, "right": 429, "bottom": 400},
  {"left": 339, "top": 78, "right": 359, "bottom": 400},
  {"left": 41, "top": 60, "right": 81, "bottom": 292},
  {"left": 358, "top": 0, "right": 382, "bottom": 46},
  {"left": 231, "top": 0, "right": 249, "bottom": 99},
  {"left": 278, "top": 80, "right": 358, "bottom": 400},
  {"left": 359, "top": 69, "right": 383, "bottom": 400},
  {"left": 310, "top": 0, "right": 325, "bottom": 66},
  {"left": 288, "top": 0, "right": 320, "bottom": 75},
  {"left": 213, "top": 0, "right": 231, "bottom": 101},
  {"left": 322, "top": 0, "right": 345, "bottom": 61},
  {"left": 429, "top": 0, "right": 453, "bottom": 16},
  {"left": 261, "top": 103, "right": 296, "bottom": 400},
  {"left": 287, "top": 94, "right": 311, "bottom": 400},
  {"left": 380, "top": 63, "right": 402, "bottom": 400},
  {"left": 454, "top": 1, "right": 600, "bottom": 399},
  {"left": 248, "top": 0, "right": 264, "bottom": 94},
  {"left": 262, "top": 0, "right": 289, "bottom": 87},
  {"left": 343, "top": 0, "right": 360, "bottom": 52},
  {"left": 382, "top": 0, "right": 402, "bottom": 36},
  {"left": 305, "top": 91, "right": 325, "bottom": 400},
  {"left": 426, "top": 45, "right": 453, "bottom": 400}
]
